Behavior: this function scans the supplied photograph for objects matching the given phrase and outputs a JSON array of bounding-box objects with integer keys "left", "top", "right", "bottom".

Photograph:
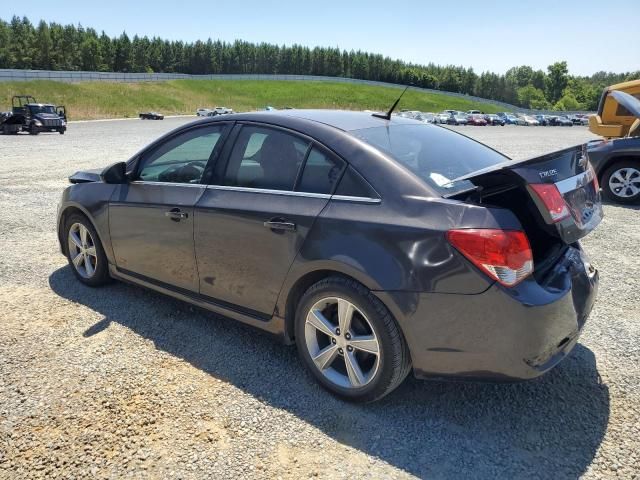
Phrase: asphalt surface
[{"left": 1, "top": 118, "right": 639, "bottom": 479}]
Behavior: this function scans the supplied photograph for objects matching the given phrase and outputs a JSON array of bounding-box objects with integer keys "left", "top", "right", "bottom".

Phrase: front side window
[
  {"left": 223, "top": 126, "right": 309, "bottom": 191},
  {"left": 138, "top": 126, "right": 225, "bottom": 184}
]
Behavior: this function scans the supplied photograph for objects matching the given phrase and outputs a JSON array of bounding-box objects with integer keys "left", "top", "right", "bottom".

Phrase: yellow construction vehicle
[{"left": 589, "top": 79, "right": 640, "bottom": 138}]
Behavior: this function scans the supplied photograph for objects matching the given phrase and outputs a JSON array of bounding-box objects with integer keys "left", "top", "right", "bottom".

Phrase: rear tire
[
  {"left": 295, "top": 276, "right": 411, "bottom": 402},
  {"left": 601, "top": 160, "right": 640, "bottom": 204},
  {"left": 64, "top": 213, "right": 112, "bottom": 287}
]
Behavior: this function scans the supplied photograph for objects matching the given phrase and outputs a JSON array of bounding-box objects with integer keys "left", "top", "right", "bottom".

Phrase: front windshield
[
  {"left": 350, "top": 124, "right": 508, "bottom": 196},
  {"left": 29, "top": 105, "right": 56, "bottom": 115}
]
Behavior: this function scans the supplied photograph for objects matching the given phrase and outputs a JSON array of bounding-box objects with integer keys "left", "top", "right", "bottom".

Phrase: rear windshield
[{"left": 350, "top": 124, "right": 508, "bottom": 195}]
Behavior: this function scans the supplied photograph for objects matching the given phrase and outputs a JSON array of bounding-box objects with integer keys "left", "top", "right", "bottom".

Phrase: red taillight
[
  {"left": 529, "top": 183, "right": 570, "bottom": 222},
  {"left": 447, "top": 229, "right": 533, "bottom": 287}
]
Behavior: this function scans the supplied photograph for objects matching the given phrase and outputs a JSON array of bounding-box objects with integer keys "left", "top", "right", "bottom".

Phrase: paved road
[{"left": 1, "top": 119, "right": 638, "bottom": 479}]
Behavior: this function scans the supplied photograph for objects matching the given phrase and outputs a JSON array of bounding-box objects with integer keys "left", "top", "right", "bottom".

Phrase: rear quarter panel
[{"left": 276, "top": 194, "right": 524, "bottom": 324}]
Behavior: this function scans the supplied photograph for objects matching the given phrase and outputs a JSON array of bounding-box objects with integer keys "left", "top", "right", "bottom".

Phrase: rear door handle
[
  {"left": 165, "top": 208, "right": 189, "bottom": 221},
  {"left": 264, "top": 219, "right": 296, "bottom": 231}
]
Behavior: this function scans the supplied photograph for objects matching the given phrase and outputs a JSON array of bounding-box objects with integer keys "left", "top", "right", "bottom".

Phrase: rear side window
[
  {"left": 335, "top": 166, "right": 378, "bottom": 198},
  {"left": 297, "top": 148, "right": 345, "bottom": 194},
  {"left": 350, "top": 124, "right": 507, "bottom": 195},
  {"left": 223, "top": 126, "right": 309, "bottom": 191}
]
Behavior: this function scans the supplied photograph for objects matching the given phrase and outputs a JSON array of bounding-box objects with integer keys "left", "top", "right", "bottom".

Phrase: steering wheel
[{"left": 158, "top": 161, "right": 206, "bottom": 183}]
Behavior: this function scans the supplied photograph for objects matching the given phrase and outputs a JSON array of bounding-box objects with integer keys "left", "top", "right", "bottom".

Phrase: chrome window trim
[
  {"left": 330, "top": 194, "right": 381, "bottom": 204},
  {"left": 204, "top": 184, "right": 381, "bottom": 203},
  {"left": 128, "top": 181, "right": 381, "bottom": 203},
  {"left": 206, "top": 184, "right": 331, "bottom": 199},
  {"left": 554, "top": 169, "right": 595, "bottom": 194},
  {"left": 130, "top": 180, "right": 205, "bottom": 188}
]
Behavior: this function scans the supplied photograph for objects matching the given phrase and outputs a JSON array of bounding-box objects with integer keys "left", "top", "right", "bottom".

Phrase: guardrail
[{"left": 0, "top": 69, "right": 592, "bottom": 115}]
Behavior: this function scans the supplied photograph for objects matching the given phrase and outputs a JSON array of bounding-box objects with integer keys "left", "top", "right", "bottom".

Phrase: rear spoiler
[{"left": 448, "top": 145, "right": 585, "bottom": 185}]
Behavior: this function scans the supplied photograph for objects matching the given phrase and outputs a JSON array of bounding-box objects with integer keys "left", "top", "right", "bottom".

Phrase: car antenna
[{"left": 372, "top": 84, "right": 411, "bottom": 120}]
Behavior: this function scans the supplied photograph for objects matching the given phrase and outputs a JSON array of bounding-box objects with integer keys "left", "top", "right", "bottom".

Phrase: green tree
[
  {"left": 506, "top": 65, "right": 534, "bottom": 88},
  {"left": 0, "top": 19, "right": 14, "bottom": 68},
  {"left": 546, "top": 61, "right": 569, "bottom": 104},
  {"left": 517, "top": 85, "right": 550, "bottom": 109},
  {"left": 34, "top": 20, "right": 53, "bottom": 69},
  {"left": 554, "top": 93, "right": 582, "bottom": 111},
  {"left": 8, "top": 16, "right": 36, "bottom": 69},
  {"left": 113, "top": 32, "right": 132, "bottom": 72},
  {"left": 531, "top": 70, "right": 546, "bottom": 91},
  {"left": 80, "top": 36, "right": 101, "bottom": 71}
]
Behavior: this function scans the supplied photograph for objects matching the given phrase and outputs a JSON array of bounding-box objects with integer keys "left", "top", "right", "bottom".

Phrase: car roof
[{"left": 225, "top": 109, "right": 420, "bottom": 131}]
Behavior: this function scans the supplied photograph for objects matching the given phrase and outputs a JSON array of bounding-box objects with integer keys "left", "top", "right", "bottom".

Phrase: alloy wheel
[
  {"left": 68, "top": 223, "right": 98, "bottom": 279},
  {"left": 609, "top": 167, "right": 640, "bottom": 198},
  {"left": 304, "top": 297, "right": 380, "bottom": 389}
]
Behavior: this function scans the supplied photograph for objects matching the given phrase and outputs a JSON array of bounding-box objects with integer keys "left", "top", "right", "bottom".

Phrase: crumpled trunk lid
[{"left": 453, "top": 145, "right": 603, "bottom": 244}]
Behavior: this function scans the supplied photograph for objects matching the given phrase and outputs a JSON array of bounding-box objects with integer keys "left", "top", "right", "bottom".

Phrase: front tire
[
  {"left": 601, "top": 161, "right": 640, "bottom": 204},
  {"left": 64, "top": 213, "right": 111, "bottom": 286},
  {"left": 295, "top": 276, "right": 411, "bottom": 402}
]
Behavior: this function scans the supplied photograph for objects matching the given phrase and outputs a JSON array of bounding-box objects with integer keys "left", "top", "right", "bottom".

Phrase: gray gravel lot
[{"left": 1, "top": 119, "right": 639, "bottom": 479}]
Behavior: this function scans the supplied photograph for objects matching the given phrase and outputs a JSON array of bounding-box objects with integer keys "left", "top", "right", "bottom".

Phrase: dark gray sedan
[{"left": 57, "top": 110, "right": 601, "bottom": 402}]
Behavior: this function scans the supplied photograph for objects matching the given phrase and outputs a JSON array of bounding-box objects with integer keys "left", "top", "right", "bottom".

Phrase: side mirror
[{"left": 100, "top": 162, "right": 128, "bottom": 184}]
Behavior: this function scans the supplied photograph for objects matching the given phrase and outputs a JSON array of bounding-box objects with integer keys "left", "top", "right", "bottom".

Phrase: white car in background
[
  {"left": 436, "top": 113, "right": 450, "bottom": 124},
  {"left": 196, "top": 108, "right": 211, "bottom": 116},
  {"left": 418, "top": 112, "right": 437, "bottom": 124},
  {"left": 522, "top": 115, "right": 540, "bottom": 126},
  {"left": 206, "top": 106, "right": 234, "bottom": 116}
]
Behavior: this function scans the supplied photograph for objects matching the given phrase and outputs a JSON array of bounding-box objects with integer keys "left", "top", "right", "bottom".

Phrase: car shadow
[{"left": 49, "top": 266, "right": 610, "bottom": 478}]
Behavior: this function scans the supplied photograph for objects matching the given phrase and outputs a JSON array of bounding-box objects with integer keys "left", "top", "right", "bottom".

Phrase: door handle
[
  {"left": 165, "top": 208, "right": 189, "bottom": 221},
  {"left": 264, "top": 218, "right": 296, "bottom": 232}
]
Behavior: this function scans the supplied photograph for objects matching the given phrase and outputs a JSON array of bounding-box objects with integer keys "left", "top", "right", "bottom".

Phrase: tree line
[{"left": 1, "top": 16, "right": 638, "bottom": 110}]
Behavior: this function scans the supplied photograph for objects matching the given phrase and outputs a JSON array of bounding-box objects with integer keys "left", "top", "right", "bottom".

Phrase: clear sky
[{"left": 3, "top": 0, "right": 639, "bottom": 75}]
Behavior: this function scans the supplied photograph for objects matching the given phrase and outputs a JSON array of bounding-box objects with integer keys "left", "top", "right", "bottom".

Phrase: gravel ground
[{"left": 1, "top": 119, "right": 638, "bottom": 479}]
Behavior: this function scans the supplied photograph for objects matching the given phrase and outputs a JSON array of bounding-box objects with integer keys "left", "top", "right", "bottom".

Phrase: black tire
[
  {"left": 601, "top": 160, "right": 640, "bottom": 204},
  {"left": 63, "top": 213, "right": 112, "bottom": 287},
  {"left": 29, "top": 126, "right": 39, "bottom": 135},
  {"left": 59, "top": 130, "right": 65, "bottom": 135},
  {"left": 295, "top": 276, "right": 411, "bottom": 402}
]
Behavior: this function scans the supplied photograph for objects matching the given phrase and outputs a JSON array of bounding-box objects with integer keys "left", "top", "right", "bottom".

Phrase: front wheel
[
  {"left": 602, "top": 161, "right": 640, "bottom": 204},
  {"left": 295, "top": 276, "right": 411, "bottom": 402},
  {"left": 64, "top": 213, "right": 112, "bottom": 286}
]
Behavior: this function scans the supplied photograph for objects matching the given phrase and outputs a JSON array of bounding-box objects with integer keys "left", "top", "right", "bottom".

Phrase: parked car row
[{"left": 396, "top": 109, "right": 591, "bottom": 127}]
